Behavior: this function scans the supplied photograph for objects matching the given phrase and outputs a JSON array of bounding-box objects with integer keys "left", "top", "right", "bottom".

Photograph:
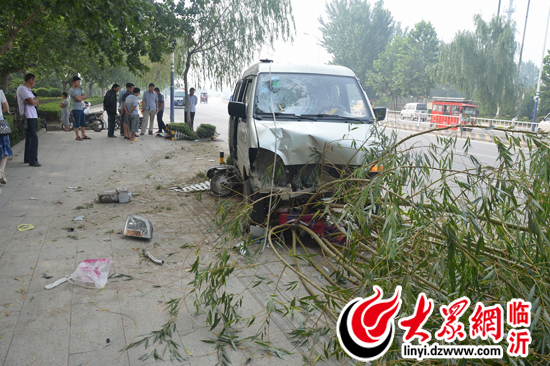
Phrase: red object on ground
[{"left": 278, "top": 212, "right": 326, "bottom": 236}]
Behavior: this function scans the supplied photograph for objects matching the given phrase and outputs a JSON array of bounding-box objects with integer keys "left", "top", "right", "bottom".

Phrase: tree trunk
[
  {"left": 62, "top": 80, "right": 68, "bottom": 93},
  {"left": 0, "top": 73, "right": 9, "bottom": 92},
  {"left": 184, "top": 53, "right": 191, "bottom": 129},
  {"left": 89, "top": 82, "right": 93, "bottom": 96}
]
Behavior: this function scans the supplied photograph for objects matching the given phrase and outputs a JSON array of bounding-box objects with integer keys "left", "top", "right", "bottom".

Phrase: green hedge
[
  {"left": 166, "top": 123, "right": 195, "bottom": 138},
  {"left": 34, "top": 88, "right": 50, "bottom": 97},
  {"left": 48, "top": 88, "right": 63, "bottom": 97},
  {"left": 196, "top": 124, "right": 216, "bottom": 139}
]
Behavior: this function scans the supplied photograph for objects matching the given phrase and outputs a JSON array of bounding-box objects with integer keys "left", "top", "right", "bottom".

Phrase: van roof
[{"left": 241, "top": 62, "right": 357, "bottom": 78}]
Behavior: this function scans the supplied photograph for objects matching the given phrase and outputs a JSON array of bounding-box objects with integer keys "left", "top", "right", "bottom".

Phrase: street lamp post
[
  {"left": 170, "top": 52, "right": 175, "bottom": 123},
  {"left": 532, "top": 5, "right": 550, "bottom": 130}
]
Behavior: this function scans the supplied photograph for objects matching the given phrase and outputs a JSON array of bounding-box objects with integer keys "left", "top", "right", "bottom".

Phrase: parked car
[
  {"left": 537, "top": 113, "right": 550, "bottom": 133},
  {"left": 400, "top": 103, "right": 428, "bottom": 121}
]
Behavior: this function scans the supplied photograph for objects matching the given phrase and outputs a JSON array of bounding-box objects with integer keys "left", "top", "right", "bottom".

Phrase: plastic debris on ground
[
  {"left": 17, "top": 224, "right": 34, "bottom": 231},
  {"left": 123, "top": 215, "right": 153, "bottom": 239},
  {"left": 73, "top": 216, "right": 85, "bottom": 221},
  {"left": 42, "top": 273, "right": 53, "bottom": 279},
  {"left": 68, "top": 259, "right": 111, "bottom": 289},
  {"left": 170, "top": 181, "right": 210, "bottom": 193},
  {"left": 97, "top": 187, "right": 130, "bottom": 203},
  {"left": 30, "top": 197, "right": 37, "bottom": 200},
  {"left": 143, "top": 249, "right": 164, "bottom": 265}
]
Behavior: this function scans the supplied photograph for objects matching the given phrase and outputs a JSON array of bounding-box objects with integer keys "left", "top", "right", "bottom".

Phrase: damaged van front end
[{"left": 208, "top": 62, "right": 385, "bottom": 224}]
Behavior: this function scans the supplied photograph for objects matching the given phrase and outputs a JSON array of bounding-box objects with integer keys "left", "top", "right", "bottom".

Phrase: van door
[
  {"left": 235, "top": 78, "right": 253, "bottom": 176},
  {"left": 228, "top": 80, "right": 243, "bottom": 162}
]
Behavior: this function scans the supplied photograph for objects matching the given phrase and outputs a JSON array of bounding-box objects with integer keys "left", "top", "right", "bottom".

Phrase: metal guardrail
[{"left": 383, "top": 110, "right": 539, "bottom": 132}]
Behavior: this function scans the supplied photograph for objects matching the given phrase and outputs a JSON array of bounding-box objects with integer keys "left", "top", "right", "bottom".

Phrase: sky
[{"left": 259, "top": 0, "right": 550, "bottom": 70}]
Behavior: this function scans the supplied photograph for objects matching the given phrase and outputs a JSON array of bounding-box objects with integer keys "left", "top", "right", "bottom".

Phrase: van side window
[
  {"left": 452, "top": 106, "right": 460, "bottom": 116},
  {"left": 442, "top": 105, "right": 450, "bottom": 115},
  {"left": 232, "top": 80, "right": 243, "bottom": 102}
]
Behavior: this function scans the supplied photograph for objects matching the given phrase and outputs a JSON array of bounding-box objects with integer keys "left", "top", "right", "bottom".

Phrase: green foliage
[
  {"left": 319, "top": 0, "right": 401, "bottom": 94},
  {"left": 48, "top": 88, "right": 63, "bottom": 98},
  {"left": 196, "top": 124, "right": 216, "bottom": 139},
  {"left": 435, "top": 15, "right": 517, "bottom": 116},
  {"left": 173, "top": 0, "right": 293, "bottom": 111},
  {"left": 539, "top": 51, "right": 550, "bottom": 119},
  {"left": 33, "top": 88, "right": 50, "bottom": 98},
  {"left": 166, "top": 123, "right": 195, "bottom": 137},
  {"left": 5, "top": 115, "right": 26, "bottom": 147}
]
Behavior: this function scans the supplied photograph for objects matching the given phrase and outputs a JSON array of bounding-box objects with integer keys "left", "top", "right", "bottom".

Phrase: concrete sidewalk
[{"left": 0, "top": 130, "right": 344, "bottom": 366}]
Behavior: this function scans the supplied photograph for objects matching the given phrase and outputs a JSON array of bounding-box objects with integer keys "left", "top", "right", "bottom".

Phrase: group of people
[
  {"left": 0, "top": 73, "right": 197, "bottom": 186},
  {"left": 104, "top": 82, "right": 165, "bottom": 142}
]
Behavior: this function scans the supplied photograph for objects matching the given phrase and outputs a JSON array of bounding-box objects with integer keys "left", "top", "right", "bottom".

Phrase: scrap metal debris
[
  {"left": 143, "top": 249, "right": 164, "bottom": 265},
  {"left": 170, "top": 181, "right": 210, "bottom": 193},
  {"left": 98, "top": 188, "right": 130, "bottom": 203}
]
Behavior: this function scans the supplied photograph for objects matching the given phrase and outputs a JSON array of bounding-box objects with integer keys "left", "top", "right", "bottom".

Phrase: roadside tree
[
  {"left": 173, "top": 0, "right": 294, "bottom": 127},
  {"left": 435, "top": 15, "right": 517, "bottom": 116},
  {"left": 319, "top": 0, "right": 400, "bottom": 94},
  {"left": 369, "top": 21, "right": 439, "bottom": 109}
]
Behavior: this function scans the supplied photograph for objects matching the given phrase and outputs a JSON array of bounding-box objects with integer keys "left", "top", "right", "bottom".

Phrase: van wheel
[{"left": 243, "top": 179, "right": 267, "bottom": 227}]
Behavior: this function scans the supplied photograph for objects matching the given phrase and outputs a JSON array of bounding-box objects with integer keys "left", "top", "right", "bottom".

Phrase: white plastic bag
[{"left": 69, "top": 259, "right": 111, "bottom": 289}]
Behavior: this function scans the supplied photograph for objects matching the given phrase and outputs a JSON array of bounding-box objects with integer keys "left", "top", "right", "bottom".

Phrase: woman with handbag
[{"left": 0, "top": 88, "right": 11, "bottom": 184}]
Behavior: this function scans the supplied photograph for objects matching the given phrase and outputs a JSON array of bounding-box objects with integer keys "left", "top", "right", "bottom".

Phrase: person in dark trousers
[
  {"left": 16, "top": 73, "right": 40, "bottom": 167},
  {"left": 154, "top": 88, "right": 166, "bottom": 133},
  {"left": 103, "top": 84, "right": 120, "bottom": 137}
]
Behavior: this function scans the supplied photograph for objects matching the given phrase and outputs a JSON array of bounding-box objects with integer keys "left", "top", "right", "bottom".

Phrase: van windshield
[
  {"left": 254, "top": 73, "right": 374, "bottom": 122},
  {"left": 417, "top": 104, "right": 427, "bottom": 110},
  {"left": 174, "top": 91, "right": 185, "bottom": 98}
]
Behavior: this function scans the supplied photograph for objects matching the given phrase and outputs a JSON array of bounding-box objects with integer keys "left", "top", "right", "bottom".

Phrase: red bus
[{"left": 431, "top": 98, "right": 478, "bottom": 128}]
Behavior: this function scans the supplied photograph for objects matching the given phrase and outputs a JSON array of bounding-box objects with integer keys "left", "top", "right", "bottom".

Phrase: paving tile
[
  {"left": 0, "top": 251, "right": 40, "bottom": 277},
  {"left": 0, "top": 310, "right": 18, "bottom": 363},
  {"left": 0, "top": 276, "right": 31, "bottom": 311},
  {"left": 4, "top": 329, "right": 69, "bottom": 366},
  {"left": 14, "top": 285, "right": 72, "bottom": 334},
  {"left": 69, "top": 300, "right": 124, "bottom": 354},
  {"left": 68, "top": 349, "right": 131, "bottom": 366}
]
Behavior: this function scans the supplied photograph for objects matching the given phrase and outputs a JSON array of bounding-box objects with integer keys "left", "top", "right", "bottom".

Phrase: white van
[
  {"left": 401, "top": 103, "right": 428, "bottom": 121},
  {"left": 207, "top": 61, "right": 386, "bottom": 224}
]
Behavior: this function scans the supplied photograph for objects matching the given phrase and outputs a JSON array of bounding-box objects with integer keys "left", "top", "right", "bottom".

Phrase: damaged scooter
[{"left": 208, "top": 60, "right": 386, "bottom": 226}]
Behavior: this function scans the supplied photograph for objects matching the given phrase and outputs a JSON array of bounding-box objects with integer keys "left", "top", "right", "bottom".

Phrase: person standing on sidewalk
[
  {"left": 120, "top": 83, "right": 134, "bottom": 140},
  {"left": 154, "top": 87, "right": 166, "bottom": 134},
  {"left": 103, "top": 83, "right": 120, "bottom": 138},
  {"left": 59, "top": 92, "right": 70, "bottom": 132},
  {"left": 0, "top": 88, "right": 12, "bottom": 182},
  {"left": 125, "top": 87, "right": 141, "bottom": 142},
  {"left": 16, "top": 73, "right": 41, "bottom": 167},
  {"left": 184, "top": 87, "right": 198, "bottom": 130},
  {"left": 141, "top": 83, "right": 158, "bottom": 135},
  {"left": 69, "top": 76, "right": 91, "bottom": 141}
]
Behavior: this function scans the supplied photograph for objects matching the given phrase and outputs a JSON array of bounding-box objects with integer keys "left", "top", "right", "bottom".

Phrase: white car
[
  {"left": 400, "top": 103, "right": 428, "bottom": 121},
  {"left": 537, "top": 113, "right": 550, "bottom": 133}
]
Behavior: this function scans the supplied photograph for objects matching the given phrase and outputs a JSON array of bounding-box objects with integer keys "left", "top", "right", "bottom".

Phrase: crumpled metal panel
[{"left": 254, "top": 121, "right": 377, "bottom": 166}]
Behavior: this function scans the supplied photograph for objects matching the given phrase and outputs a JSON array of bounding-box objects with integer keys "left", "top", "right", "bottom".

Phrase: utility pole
[
  {"left": 170, "top": 52, "right": 174, "bottom": 123},
  {"left": 532, "top": 5, "right": 550, "bottom": 130},
  {"left": 516, "top": 0, "right": 531, "bottom": 87},
  {"left": 497, "top": 0, "right": 502, "bottom": 18}
]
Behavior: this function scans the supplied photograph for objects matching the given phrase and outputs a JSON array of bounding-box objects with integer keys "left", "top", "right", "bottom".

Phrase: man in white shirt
[
  {"left": 16, "top": 73, "right": 41, "bottom": 167},
  {"left": 184, "top": 88, "right": 198, "bottom": 130}
]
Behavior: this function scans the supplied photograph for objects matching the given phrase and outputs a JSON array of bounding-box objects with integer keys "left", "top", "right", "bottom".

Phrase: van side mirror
[
  {"left": 228, "top": 102, "right": 246, "bottom": 119},
  {"left": 373, "top": 107, "right": 386, "bottom": 122}
]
